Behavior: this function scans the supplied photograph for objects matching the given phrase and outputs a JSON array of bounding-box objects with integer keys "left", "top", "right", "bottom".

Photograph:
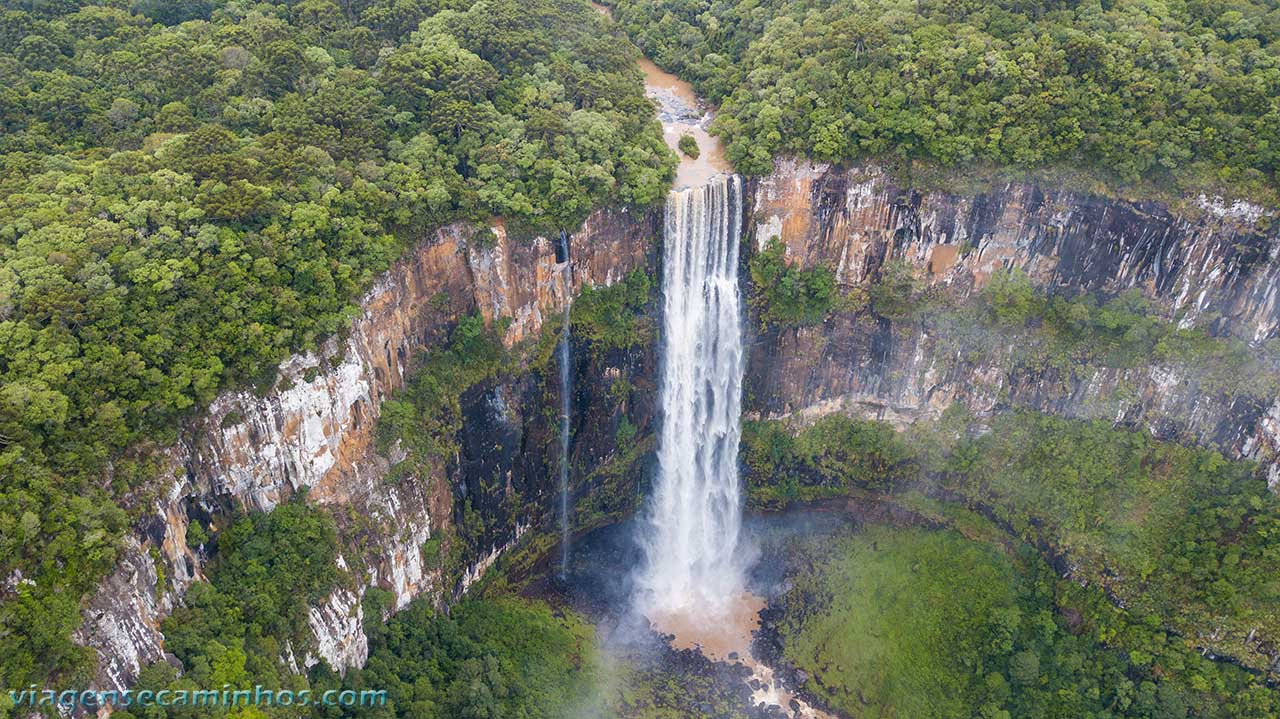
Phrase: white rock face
[
  {"left": 458, "top": 522, "right": 530, "bottom": 596},
  {"left": 203, "top": 341, "right": 372, "bottom": 513},
  {"left": 73, "top": 539, "right": 169, "bottom": 691},
  {"left": 307, "top": 587, "right": 367, "bottom": 671},
  {"left": 77, "top": 206, "right": 656, "bottom": 690}
]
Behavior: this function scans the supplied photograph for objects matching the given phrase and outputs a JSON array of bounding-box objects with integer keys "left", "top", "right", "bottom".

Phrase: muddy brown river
[
  {"left": 594, "top": 3, "right": 733, "bottom": 189},
  {"left": 585, "top": 9, "right": 837, "bottom": 717}
]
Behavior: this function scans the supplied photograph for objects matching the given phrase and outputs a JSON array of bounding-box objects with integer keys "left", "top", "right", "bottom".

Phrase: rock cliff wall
[
  {"left": 75, "top": 206, "right": 659, "bottom": 691},
  {"left": 745, "top": 159, "right": 1280, "bottom": 482},
  {"left": 77, "top": 155, "right": 1280, "bottom": 695}
]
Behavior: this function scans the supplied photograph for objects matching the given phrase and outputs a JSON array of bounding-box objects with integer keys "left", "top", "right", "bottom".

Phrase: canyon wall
[
  {"left": 76, "top": 155, "right": 1280, "bottom": 694},
  {"left": 75, "top": 206, "right": 660, "bottom": 692},
  {"left": 745, "top": 158, "right": 1280, "bottom": 483}
]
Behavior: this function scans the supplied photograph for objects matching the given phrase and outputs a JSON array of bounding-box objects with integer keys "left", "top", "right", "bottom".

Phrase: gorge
[
  {"left": 72, "top": 156, "right": 1280, "bottom": 716},
  {"left": 15, "top": 2, "right": 1280, "bottom": 718}
]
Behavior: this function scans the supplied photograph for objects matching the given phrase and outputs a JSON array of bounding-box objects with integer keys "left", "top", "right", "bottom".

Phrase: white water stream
[
  {"left": 558, "top": 232, "right": 573, "bottom": 578},
  {"left": 588, "top": 5, "right": 835, "bottom": 716},
  {"left": 637, "top": 174, "right": 747, "bottom": 613}
]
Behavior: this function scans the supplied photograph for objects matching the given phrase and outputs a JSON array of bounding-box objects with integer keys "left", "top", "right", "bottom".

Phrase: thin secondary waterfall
[
  {"left": 557, "top": 230, "right": 573, "bottom": 578},
  {"left": 638, "top": 174, "right": 746, "bottom": 613}
]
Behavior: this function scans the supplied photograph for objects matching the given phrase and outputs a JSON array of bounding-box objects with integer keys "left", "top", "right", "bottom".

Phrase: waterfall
[
  {"left": 557, "top": 231, "right": 573, "bottom": 578},
  {"left": 638, "top": 174, "right": 745, "bottom": 613}
]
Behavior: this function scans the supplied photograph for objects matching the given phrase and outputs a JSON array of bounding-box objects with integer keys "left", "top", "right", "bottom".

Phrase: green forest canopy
[
  {"left": 775, "top": 524, "right": 1280, "bottom": 719},
  {"left": 743, "top": 409, "right": 1280, "bottom": 677},
  {"left": 0, "top": 0, "right": 672, "bottom": 688},
  {"left": 609, "top": 0, "right": 1280, "bottom": 199}
]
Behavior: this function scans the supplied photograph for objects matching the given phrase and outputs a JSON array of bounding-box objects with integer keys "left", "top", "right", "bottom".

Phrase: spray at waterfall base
[{"left": 633, "top": 175, "right": 748, "bottom": 617}]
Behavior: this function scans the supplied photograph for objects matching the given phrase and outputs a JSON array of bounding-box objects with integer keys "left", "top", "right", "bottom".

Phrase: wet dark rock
[{"left": 747, "top": 160, "right": 1280, "bottom": 487}]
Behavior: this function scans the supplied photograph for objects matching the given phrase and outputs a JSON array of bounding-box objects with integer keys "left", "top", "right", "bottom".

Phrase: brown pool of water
[
  {"left": 647, "top": 592, "right": 838, "bottom": 719},
  {"left": 647, "top": 592, "right": 763, "bottom": 662}
]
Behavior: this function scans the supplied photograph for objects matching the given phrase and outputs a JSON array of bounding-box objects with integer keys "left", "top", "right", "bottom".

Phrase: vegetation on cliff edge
[
  {"left": 610, "top": 0, "right": 1280, "bottom": 202},
  {"left": 0, "top": 0, "right": 675, "bottom": 687}
]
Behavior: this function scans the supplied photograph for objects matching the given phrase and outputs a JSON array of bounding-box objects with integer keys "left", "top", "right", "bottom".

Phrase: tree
[
  {"left": 678, "top": 133, "right": 699, "bottom": 158},
  {"left": 132, "top": 0, "right": 214, "bottom": 25},
  {"left": 1009, "top": 650, "right": 1040, "bottom": 685}
]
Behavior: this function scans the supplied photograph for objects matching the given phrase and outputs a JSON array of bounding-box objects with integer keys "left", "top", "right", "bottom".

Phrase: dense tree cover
[
  {"left": 609, "top": 0, "right": 1280, "bottom": 199},
  {"left": 775, "top": 527, "right": 1029, "bottom": 717},
  {"left": 866, "top": 258, "right": 920, "bottom": 321},
  {"left": 325, "top": 596, "right": 598, "bottom": 719},
  {"left": 746, "top": 237, "right": 843, "bottom": 327},
  {"left": 163, "top": 499, "right": 339, "bottom": 662},
  {"left": 743, "top": 410, "right": 1280, "bottom": 686},
  {"left": 0, "top": 0, "right": 672, "bottom": 687},
  {"left": 771, "top": 524, "right": 1279, "bottom": 719},
  {"left": 569, "top": 268, "right": 654, "bottom": 356},
  {"left": 115, "top": 499, "right": 339, "bottom": 719},
  {"left": 946, "top": 412, "right": 1280, "bottom": 673}
]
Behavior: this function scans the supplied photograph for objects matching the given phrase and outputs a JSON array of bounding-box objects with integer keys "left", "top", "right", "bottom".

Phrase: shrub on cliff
[
  {"left": 748, "top": 237, "right": 839, "bottom": 327},
  {"left": 375, "top": 315, "right": 508, "bottom": 462},
  {"left": 742, "top": 414, "right": 917, "bottom": 507},
  {"left": 570, "top": 269, "right": 654, "bottom": 356}
]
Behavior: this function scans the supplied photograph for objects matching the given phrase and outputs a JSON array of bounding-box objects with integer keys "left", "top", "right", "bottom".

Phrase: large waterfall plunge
[{"left": 638, "top": 174, "right": 746, "bottom": 614}]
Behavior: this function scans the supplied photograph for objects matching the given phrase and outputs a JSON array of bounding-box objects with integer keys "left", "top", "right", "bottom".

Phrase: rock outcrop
[
  {"left": 745, "top": 159, "right": 1280, "bottom": 482},
  {"left": 75, "top": 206, "right": 659, "bottom": 691}
]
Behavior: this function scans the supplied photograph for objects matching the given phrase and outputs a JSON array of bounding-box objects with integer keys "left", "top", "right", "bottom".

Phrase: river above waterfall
[
  {"left": 639, "top": 58, "right": 733, "bottom": 189},
  {"left": 593, "top": 2, "right": 732, "bottom": 188}
]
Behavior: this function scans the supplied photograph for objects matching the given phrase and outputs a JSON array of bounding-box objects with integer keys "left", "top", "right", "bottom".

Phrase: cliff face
[
  {"left": 75, "top": 206, "right": 659, "bottom": 691},
  {"left": 745, "top": 159, "right": 1280, "bottom": 482},
  {"left": 77, "top": 155, "right": 1280, "bottom": 694}
]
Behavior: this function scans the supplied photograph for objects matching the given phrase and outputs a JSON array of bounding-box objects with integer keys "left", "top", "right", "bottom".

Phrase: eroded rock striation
[
  {"left": 746, "top": 158, "right": 1280, "bottom": 484},
  {"left": 76, "top": 206, "right": 658, "bottom": 691}
]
